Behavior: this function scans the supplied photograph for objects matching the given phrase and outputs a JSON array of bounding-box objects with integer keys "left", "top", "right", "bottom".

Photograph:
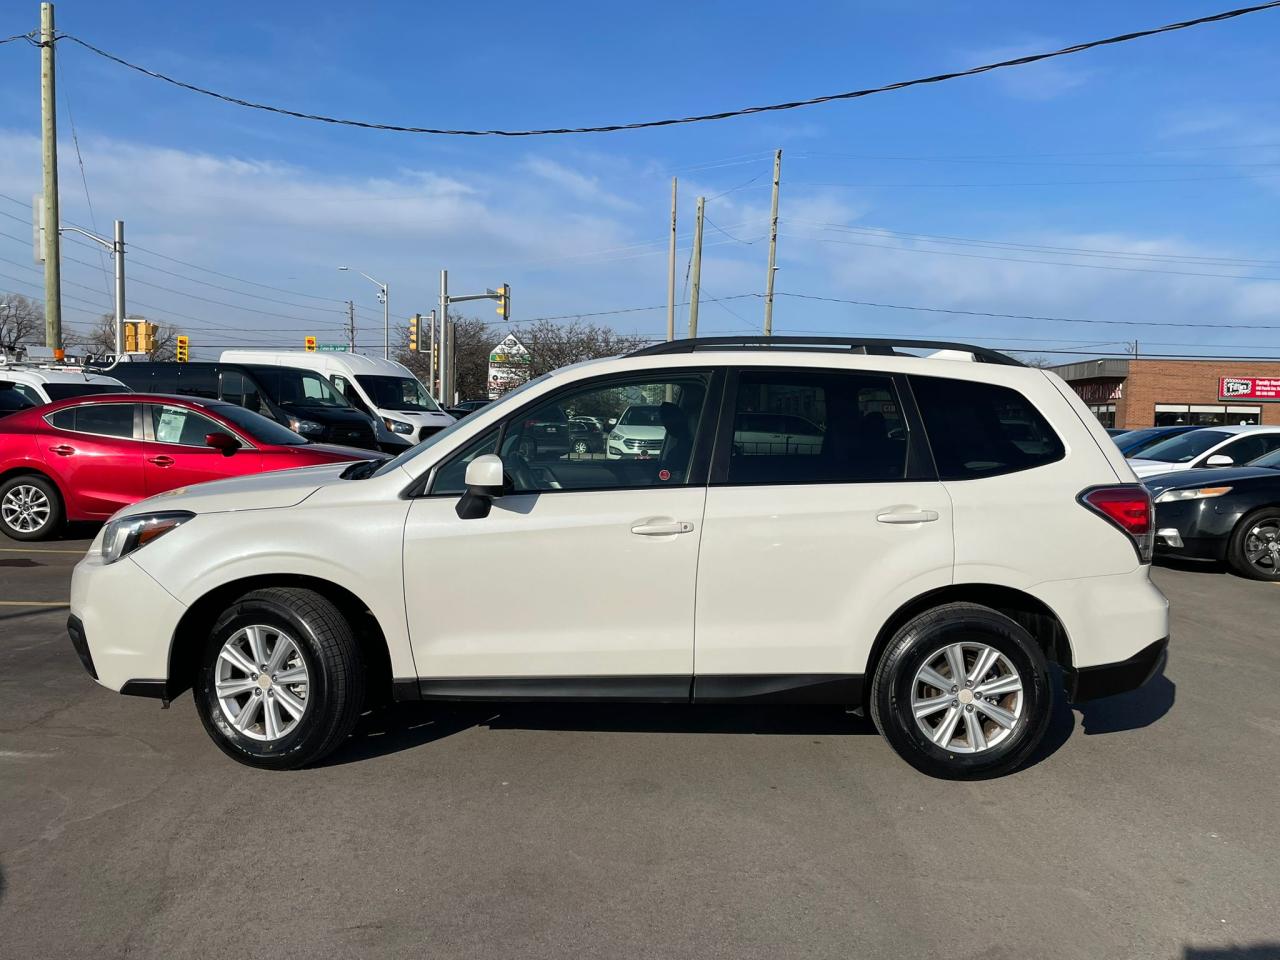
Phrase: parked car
[
  {"left": 219, "top": 350, "right": 453, "bottom": 451},
  {"left": 1146, "top": 447, "right": 1280, "bottom": 580},
  {"left": 1105, "top": 427, "right": 1129, "bottom": 438},
  {"left": 69, "top": 336, "right": 1167, "bottom": 778},
  {"left": 444, "top": 399, "right": 490, "bottom": 419},
  {"left": 606, "top": 403, "right": 668, "bottom": 459},
  {"left": 110, "top": 361, "right": 381, "bottom": 451},
  {"left": 1128, "top": 425, "right": 1280, "bottom": 478},
  {"left": 1, "top": 365, "right": 128, "bottom": 404},
  {"left": 1110, "top": 425, "right": 1200, "bottom": 458},
  {"left": 0, "top": 393, "right": 379, "bottom": 541},
  {"left": 568, "top": 418, "right": 604, "bottom": 455},
  {"left": 0, "top": 381, "right": 37, "bottom": 417}
]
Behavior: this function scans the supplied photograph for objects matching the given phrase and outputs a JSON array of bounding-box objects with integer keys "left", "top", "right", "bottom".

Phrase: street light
[{"left": 338, "top": 266, "right": 389, "bottom": 359}]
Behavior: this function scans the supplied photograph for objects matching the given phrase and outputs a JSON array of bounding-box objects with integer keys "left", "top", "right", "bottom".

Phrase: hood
[
  {"left": 290, "top": 442, "right": 387, "bottom": 461},
  {"left": 121, "top": 462, "right": 352, "bottom": 518},
  {"left": 1129, "top": 458, "right": 1192, "bottom": 478},
  {"left": 281, "top": 404, "right": 373, "bottom": 426},
  {"left": 377, "top": 409, "right": 454, "bottom": 423},
  {"left": 1144, "top": 465, "right": 1279, "bottom": 497},
  {"left": 612, "top": 424, "right": 666, "bottom": 440}
]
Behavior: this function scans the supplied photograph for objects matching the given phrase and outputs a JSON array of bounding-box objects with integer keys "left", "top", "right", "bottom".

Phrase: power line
[
  {"left": 775, "top": 291, "right": 1280, "bottom": 330},
  {"left": 47, "top": 3, "right": 1280, "bottom": 137},
  {"left": 790, "top": 172, "right": 1280, "bottom": 188}
]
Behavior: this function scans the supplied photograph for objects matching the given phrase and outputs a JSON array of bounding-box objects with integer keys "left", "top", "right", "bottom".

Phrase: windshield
[
  {"left": 44, "top": 383, "right": 128, "bottom": 401},
  {"left": 1138, "top": 430, "right": 1230, "bottom": 464},
  {"left": 369, "top": 373, "right": 551, "bottom": 479},
  {"left": 619, "top": 405, "right": 662, "bottom": 427},
  {"left": 356, "top": 375, "right": 440, "bottom": 412},
  {"left": 209, "top": 402, "right": 308, "bottom": 446},
  {"left": 250, "top": 367, "right": 349, "bottom": 408}
]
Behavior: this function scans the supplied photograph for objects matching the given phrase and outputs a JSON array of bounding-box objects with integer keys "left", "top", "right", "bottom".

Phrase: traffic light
[
  {"left": 408, "top": 314, "right": 420, "bottom": 352},
  {"left": 124, "top": 322, "right": 137, "bottom": 353},
  {"left": 175, "top": 335, "right": 189, "bottom": 362},
  {"left": 138, "top": 323, "right": 158, "bottom": 354},
  {"left": 495, "top": 283, "right": 510, "bottom": 321},
  {"left": 305, "top": 335, "right": 317, "bottom": 353}
]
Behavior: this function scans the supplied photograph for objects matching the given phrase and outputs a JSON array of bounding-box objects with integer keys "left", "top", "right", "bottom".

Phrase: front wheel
[
  {"left": 194, "top": 587, "right": 365, "bottom": 769},
  {"left": 1227, "top": 508, "right": 1280, "bottom": 580},
  {"left": 870, "top": 602, "right": 1052, "bottom": 779}
]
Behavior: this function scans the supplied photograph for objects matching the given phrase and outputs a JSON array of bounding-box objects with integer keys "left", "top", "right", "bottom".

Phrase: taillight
[{"left": 1078, "top": 485, "right": 1154, "bottom": 563}]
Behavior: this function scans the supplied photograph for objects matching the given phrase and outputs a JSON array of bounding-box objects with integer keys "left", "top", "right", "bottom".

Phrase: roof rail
[{"left": 628, "top": 336, "right": 1023, "bottom": 366}]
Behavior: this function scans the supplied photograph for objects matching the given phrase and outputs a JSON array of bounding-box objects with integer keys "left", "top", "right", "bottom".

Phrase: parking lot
[{"left": 0, "top": 539, "right": 1276, "bottom": 960}]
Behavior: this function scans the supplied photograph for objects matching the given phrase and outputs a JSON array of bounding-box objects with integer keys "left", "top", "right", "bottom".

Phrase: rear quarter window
[{"left": 910, "top": 375, "right": 1065, "bottom": 480}]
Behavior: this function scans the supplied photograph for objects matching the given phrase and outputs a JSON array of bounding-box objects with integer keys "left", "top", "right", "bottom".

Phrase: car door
[
  {"left": 39, "top": 402, "right": 144, "bottom": 518},
  {"left": 140, "top": 402, "right": 262, "bottom": 494},
  {"left": 402, "top": 369, "right": 719, "bottom": 695},
  {"left": 693, "top": 367, "right": 953, "bottom": 699}
]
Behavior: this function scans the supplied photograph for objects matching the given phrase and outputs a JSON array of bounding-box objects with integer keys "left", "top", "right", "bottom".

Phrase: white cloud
[{"left": 961, "top": 38, "right": 1095, "bottom": 101}]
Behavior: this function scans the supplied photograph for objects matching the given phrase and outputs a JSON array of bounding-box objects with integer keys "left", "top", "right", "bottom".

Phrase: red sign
[{"left": 1219, "top": 377, "right": 1280, "bottom": 402}]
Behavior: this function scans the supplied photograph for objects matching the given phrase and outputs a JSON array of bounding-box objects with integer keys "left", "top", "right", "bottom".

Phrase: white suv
[{"left": 68, "top": 337, "right": 1169, "bottom": 778}]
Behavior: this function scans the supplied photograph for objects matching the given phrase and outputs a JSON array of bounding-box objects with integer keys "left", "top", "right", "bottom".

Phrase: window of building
[
  {"left": 1154, "top": 403, "right": 1260, "bottom": 427},
  {"left": 1088, "top": 403, "right": 1116, "bottom": 428},
  {"left": 726, "top": 370, "right": 907, "bottom": 484},
  {"left": 911, "top": 376, "right": 1064, "bottom": 480}
]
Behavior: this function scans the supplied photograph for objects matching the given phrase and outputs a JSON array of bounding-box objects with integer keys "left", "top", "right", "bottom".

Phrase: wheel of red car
[{"left": 0, "top": 474, "right": 62, "bottom": 541}]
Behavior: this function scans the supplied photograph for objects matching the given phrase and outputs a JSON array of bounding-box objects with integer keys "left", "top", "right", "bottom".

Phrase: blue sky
[{"left": 2, "top": 0, "right": 1279, "bottom": 360}]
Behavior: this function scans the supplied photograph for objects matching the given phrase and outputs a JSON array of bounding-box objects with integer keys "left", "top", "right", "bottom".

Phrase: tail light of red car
[{"left": 1078, "top": 485, "right": 1154, "bottom": 563}]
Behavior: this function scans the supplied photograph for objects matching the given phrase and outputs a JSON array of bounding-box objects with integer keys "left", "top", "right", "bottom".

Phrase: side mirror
[
  {"left": 205, "top": 431, "right": 240, "bottom": 455},
  {"left": 1205, "top": 454, "right": 1233, "bottom": 467},
  {"left": 456, "top": 453, "right": 505, "bottom": 519}
]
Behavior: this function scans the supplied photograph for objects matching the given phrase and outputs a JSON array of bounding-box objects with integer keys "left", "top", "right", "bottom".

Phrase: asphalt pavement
[{"left": 1, "top": 537, "right": 1278, "bottom": 960}]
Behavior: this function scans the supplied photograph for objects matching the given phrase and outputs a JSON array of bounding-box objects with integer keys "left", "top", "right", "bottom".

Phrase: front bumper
[{"left": 1064, "top": 636, "right": 1169, "bottom": 703}]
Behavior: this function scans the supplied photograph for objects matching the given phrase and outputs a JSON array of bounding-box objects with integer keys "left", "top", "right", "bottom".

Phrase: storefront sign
[
  {"left": 1219, "top": 377, "right": 1280, "bottom": 402},
  {"left": 1073, "top": 381, "right": 1123, "bottom": 404},
  {"left": 488, "top": 333, "right": 531, "bottom": 399}
]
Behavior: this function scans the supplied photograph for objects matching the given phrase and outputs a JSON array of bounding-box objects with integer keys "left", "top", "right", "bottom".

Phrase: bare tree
[
  {"left": 0, "top": 294, "right": 43, "bottom": 353},
  {"left": 393, "top": 315, "right": 494, "bottom": 402},
  {"left": 1021, "top": 355, "right": 1053, "bottom": 368}
]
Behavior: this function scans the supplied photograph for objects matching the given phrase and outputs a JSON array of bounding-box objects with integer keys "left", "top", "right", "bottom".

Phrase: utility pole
[
  {"left": 667, "top": 177, "right": 677, "bottom": 342},
  {"left": 438, "top": 269, "right": 449, "bottom": 405},
  {"left": 689, "top": 196, "right": 704, "bottom": 338},
  {"left": 346, "top": 300, "right": 355, "bottom": 351},
  {"left": 40, "top": 2, "right": 62, "bottom": 356},
  {"left": 763, "top": 149, "right": 782, "bottom": 336},
  {"left": 112, "top": 220, "right": 124, "bottom": 358},
  {"left": 445, "top": 319, "right": 456, "bottom": 404}
]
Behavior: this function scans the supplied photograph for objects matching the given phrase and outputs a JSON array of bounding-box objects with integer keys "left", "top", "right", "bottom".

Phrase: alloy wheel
[
  {"left": 1243, "top": 519, "right": 1280, "bottom": 575},
  {"left": 1, "top": 484, "right": 51, "bottom": 534},
  {"left": 911, "top": 642, "right": 1024, "bottom": 754},
  {"left": 215, "top": 625, "right": 311, "bottom": 742}
]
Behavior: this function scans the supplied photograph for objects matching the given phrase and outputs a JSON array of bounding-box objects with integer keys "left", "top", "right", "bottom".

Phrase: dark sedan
[{"left": 1146, "top": 449, "right": 1280, "bottom": 580}]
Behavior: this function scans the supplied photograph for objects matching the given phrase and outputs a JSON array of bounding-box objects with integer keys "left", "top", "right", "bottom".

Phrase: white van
[
  {"left": 0, "top": 364, "right": 128, "bottom": 405},
  {"left": 219, "top": 351, "right": 453, "bottom": 449}
]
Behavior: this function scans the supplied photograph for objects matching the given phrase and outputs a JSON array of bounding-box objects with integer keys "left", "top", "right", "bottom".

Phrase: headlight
[
  {"left": 1154, "top": 486, "right": 1233, "bottom": 503},
  {"left": 101, "top": 511, "right": 194, "bottom": 564},
  {"left": 609, "top": 431, "right": 623, "bottom": 441},
  {"left": 288, "top": 416, "right": 324, "bottom": 436},
  {"left": 383, "top": 417, "right": 414, "bottom": 435}
]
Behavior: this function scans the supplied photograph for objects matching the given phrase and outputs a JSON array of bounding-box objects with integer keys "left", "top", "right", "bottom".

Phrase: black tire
[
  {"left": 870, "top": 602, "right": 1052, "bottom": 780},
  {"left": 0, "top": 473, "right": 63, "bottom": 542},
  {"left": 1226, "top": 507, "right": 1280, "bottom": 581},
  {"left": 194, "top": 587, "right": 365, "bottom": 769}
]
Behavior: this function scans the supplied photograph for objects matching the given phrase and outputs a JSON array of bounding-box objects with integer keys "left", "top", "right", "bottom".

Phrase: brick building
[{"left": 1049, "top": 358, "right": 1280, "bottom": 429}]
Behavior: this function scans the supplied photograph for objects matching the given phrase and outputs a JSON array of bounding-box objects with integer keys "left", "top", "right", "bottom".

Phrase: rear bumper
[{"left": 1065, "top": 636, "right": 1168, "bottom": 703}]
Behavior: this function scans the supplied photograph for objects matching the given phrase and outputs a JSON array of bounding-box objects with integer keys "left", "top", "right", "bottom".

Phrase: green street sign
[{"left": 317, "top": 343, "right": 349, "bottom": 352}]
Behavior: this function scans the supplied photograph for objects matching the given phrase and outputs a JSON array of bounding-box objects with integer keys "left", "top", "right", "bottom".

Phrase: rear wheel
[
  {"left": 0, "top": 474, "right": 62, "bottom": 541},
  {"left": 1227, "top": 508, "right": 1280, "bottom": 581},
  {"left": 870, "top": 602, "right": 1052, "bottom": 779},
  {"left": 194, "top": 587, "right": 364, "bottom": 769}
]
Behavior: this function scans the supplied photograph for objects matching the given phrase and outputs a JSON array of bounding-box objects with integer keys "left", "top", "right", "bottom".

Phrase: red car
[{"left": 0, "top": 393, "right": 381, "bottom": 541}]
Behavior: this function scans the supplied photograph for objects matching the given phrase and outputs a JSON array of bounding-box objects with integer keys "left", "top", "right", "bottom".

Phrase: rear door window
[{"left": 910, "top": 376, "right": 1064, "bottom": 479}]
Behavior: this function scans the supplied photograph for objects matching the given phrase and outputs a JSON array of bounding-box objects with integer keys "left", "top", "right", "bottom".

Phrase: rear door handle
[
  {"left": 48, "top": 444, "right": 75, "bottom": 457},
  {"left": 147, "top": 456, "right": 175, "bottom": 467},
  {"left": 876, "top": 509, "right": 940, "bottom": 524},
  {"left": 631, "top": 518, "right": 695, "bottom": 536}
]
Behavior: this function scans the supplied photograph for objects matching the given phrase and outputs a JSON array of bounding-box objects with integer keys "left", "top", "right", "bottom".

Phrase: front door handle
[
  {"left": 147, "top": 455, "right": 175, "bottom": 468},
  {"left": 48, "top": 444, "right": 75, "bottom": 457},
  {"left": 631, "top": 518, "right": 695, "bottom": 537},
  {"left": 876, "top": 509, "right": 940, "bottom": 524}
]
